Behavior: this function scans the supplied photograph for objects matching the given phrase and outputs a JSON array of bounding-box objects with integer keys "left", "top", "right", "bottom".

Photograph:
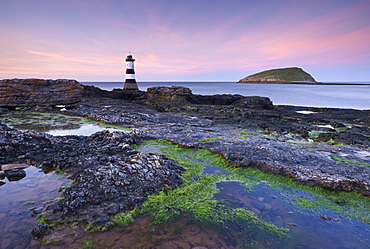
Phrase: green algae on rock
[{"left": 134, "top": 139, "right": 370, "bottom": 228}]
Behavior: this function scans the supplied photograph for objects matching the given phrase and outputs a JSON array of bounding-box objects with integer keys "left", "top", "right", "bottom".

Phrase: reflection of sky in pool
[
  {"left": 47, "top": 123, "right": 125, "bottom": 136},
  {"left": 0, "top": 112, "right": 129, "bottom": 136},
  {"left": 0, "top": 166, "right": 71, "bottom": 248},
  {"left": 216, "top": 181, "right": 370, "bottom": 248}
]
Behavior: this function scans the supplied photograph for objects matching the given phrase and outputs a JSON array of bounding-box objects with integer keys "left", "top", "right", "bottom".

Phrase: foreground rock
[
  {"left": 1, "top": 84, "right": 370, "bottom": 238},
  {"left": 0, "top": 125, "right": 184, "bottom": 236},
  {"left": 0, "top": 78, "right": 83, "bottom": 107}
]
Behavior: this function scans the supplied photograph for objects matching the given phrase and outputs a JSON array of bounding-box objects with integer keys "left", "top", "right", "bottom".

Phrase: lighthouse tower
[{"left": 123, "top": 53, "right": 138, "bottom": 90}]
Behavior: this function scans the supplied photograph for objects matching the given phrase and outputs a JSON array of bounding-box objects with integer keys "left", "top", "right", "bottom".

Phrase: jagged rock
[
  {"left": 147, "top": 85, "right": 192, "bottom": 102},
  {"left": 30, "top": 224, "right": 49, "bottom": 239},
  {"left": 0, "top": 126, "right": 185, "bottom": 233},
  {"left": 82, "top": 85, "right": 145, "bottom": 100},
  {"left": 0, "top": 78, "right": 83, "bottom": 107},
  {"left": 146, "top": 86, "right": 273, "bottom": 109}
]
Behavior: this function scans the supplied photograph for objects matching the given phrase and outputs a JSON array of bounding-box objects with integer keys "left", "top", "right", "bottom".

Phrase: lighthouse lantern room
[{"left": 123, "top": 53, "right": 138, "bottom": 90}]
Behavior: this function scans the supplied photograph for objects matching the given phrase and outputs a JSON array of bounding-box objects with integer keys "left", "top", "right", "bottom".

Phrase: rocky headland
[{"left": 1, "top": 80, "right": 370, "bottom": 240}]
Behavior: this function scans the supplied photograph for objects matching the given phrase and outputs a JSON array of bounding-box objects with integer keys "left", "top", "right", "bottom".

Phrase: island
[{"left": 238, "top": 67, "right": 370, "bottom": 85}]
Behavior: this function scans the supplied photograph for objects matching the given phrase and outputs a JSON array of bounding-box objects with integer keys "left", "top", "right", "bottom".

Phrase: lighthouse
[{"left": 123, "top": 53, "right": 138, "bottom": 90}]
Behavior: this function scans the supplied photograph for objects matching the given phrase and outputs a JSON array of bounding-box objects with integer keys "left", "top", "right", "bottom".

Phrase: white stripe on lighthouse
[
  {"left": 126, "top": 62, "right": 134, "bottom": 69},
  {"left": 126, "top": 74, "right": 136, "bottom": 79}
]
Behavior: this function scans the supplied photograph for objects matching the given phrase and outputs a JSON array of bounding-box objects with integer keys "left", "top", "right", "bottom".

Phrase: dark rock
[
  {"left": 40, "top": 162, "right": 55, "bottom": 173},
  {"left": 314, "top": 132, "right": 370, "bottom": 147},
  {"left": 190, "top": 94, "right": 273, "bottom": 109},
  {"left": 0, "top": 181, "right": 5, "bottom": 186},
  {"left": 0, "top": 78, "right": 83, "bottom": 107},
  {"left": 5, "top": 169, "right": 26, "bottom": 181},
  {"left": 145, "top": 85, "right": 273, "bottom": 109},
  {"left": 147, "top": 85, "right": 192, "bottom": 102},
  {"left": 82, "top": 85, "right": 145, "bottom": 100},
  {"left": 30, "top": 224, "right": 48, "bottom": 239},
  {"left": 232, "top": 96, "right": 273, "bottom": 109}
]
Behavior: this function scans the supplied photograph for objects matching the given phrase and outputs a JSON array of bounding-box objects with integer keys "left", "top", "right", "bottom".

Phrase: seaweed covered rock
[
  {"left": 0, "top": 126, "right": 185, "bottom": 233},
  {"left": 59, "top": 152, "right": 184, "bottom": 218}
]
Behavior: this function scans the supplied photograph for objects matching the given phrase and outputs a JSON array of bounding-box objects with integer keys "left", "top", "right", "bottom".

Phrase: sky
[{"left": 1, "top": 0, "right": 370, "bottom": 82}]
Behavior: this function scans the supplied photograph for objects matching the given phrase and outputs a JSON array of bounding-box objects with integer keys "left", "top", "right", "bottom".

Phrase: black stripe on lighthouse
[{"left": 126, "top": 69, "right": 135, "bottom": 74}]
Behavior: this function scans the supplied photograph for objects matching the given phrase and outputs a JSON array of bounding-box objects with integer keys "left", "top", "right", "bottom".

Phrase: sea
[{"left": 82, "top": 81, "right": 370, "bottom": 110}]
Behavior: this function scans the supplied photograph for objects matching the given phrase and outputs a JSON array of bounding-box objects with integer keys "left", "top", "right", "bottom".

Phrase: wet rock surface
[
  {"left": 0, "top": 124, "right": 184, "bottom": 235},
  {"left": 1, "top": 85, "right": 370, "bottom": 238}
]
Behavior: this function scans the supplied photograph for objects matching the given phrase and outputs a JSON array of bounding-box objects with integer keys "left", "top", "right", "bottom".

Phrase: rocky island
[
  {"left": 238, "top": 67, "right": 317, "bottom": 84},
  {"left": 0, "top": 79, "right": 370, "bottom": 248},
  {"left": 238, "top": 67, "right": 370, "bottom": 85}
]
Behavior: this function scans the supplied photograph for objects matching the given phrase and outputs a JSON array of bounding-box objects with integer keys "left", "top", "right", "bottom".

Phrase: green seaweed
[
  {"left": 170, "top": 106, "right": 197, "bottom": 111},
  {"left": 41, "top": 238, "right": 61, "bottom": 246},
  {"left": 135, "top": 139, "right": 370, "bottom": 227},
  {"left": 238, "top": 135, "right": 249, "bottom": 140},
  {"left": 198, "top": 137, "right": 220, "bottom": 142},
  {"left": 112, "top": 212, "right": 135, "bottom": 227},
  {"left": 23, "top": 201, "right": 36, "bottom": 206},
  {"left": 241, "top": 130, "right": 250, "bottom": 135},
  {"left": 238, "top": 130, "right": 250, "bottom": 140},
  {"left": 79, "top": 241, "right": 96, "bottom": 249},
  {"left": 258, "top": 129, "right": 271, "bottom": 135},
  {"left": 330, "top": 154, "right": 370, "bottom": 167},
  {"left": 129, "top": 139, "right": 289, "bottom": 247}
]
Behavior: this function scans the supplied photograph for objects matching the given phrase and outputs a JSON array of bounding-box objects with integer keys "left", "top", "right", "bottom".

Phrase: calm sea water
[{"left": 82, "top": 81, "right": 370, "bottom": 110}]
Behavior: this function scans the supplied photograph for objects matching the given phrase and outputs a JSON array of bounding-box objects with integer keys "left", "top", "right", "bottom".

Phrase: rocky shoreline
[{"left": 1, "top": 84, "right": 370, "bottom": 239}]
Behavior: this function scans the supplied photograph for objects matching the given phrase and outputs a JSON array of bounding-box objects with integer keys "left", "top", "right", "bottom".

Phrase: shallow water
[
  {"left": 135, "top": 141, "right": 370, "bottom": 248},
  {"left": 0, "top": 166, "right": 71, "bottom": 249},
  {"left": 0, "top": 112, "right": 125, "bottom": 248},
  {"left": 216, "top": 181, "right": 370, "bottom": 248},
  {"left": 0, "top": 112, "right": 127, "bottom": 136}
]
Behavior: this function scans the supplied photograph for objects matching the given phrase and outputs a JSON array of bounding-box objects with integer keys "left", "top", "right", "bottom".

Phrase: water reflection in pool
[
  {"left": 0, "top": 166, "right": 71, "bottom": 248},
  {"left": 216, "top": 181, "right": 370, "bottom": 248},
  {"left": 0, "top": 111, "right": 129, "bottom": 136}
]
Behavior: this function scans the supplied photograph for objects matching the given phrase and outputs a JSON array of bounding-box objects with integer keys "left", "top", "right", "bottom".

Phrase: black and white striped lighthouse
[{"left": 123, "top": 52, "right": 138, "bottom": 90}]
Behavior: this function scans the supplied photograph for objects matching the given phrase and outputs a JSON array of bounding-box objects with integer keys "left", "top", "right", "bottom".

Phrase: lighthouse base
[{"left": 123, "top": 80, "right": 138, "bottom": 90}]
